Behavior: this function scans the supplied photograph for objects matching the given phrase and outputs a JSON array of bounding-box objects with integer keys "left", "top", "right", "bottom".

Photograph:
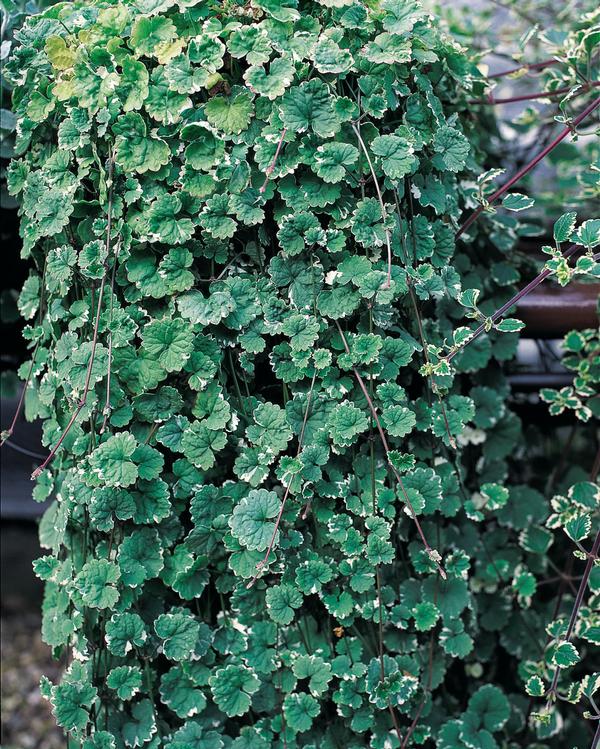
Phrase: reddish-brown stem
[
  {"left": 542, "top": 446, "right": 600, "bottom": 739},
  {"left": 247, "top": 372, "right": 317, "bottom": 588},
  {"left": 31, "top": 156, "right": 115, "bottom": 480},
  {"left": 407, "top": 282, "right": 455, "bottom": 449},
  {"left": 351, "top": 123, "right": 392, "bottom": 288},
  {"left": 456, "top": 97, "right": 600, "bottom": 238},
  {"left": 31, "top": 275, "right": 108, "bottom": 480},
  {"left": 446, "top": 244, "right": 581, "bottom": 363},
  {"left": 546, "top": 529, "right": 600, "bottom": 701},
  {"left": 373, "top": 565, "right": 404, "bottom": 743},
  {"left": 275, "top": 628, "right": 288, "bottom": 749},
  {"left": 469, "top": 81, "right": 599, "bottom": 105},
  {"left": 2, "top": 259, "right": 47, "bottom": 446},
  {"left": 335, "top": 322, "right": 446, "bottom": 579},
  {"left": 487, "top": 59, "right": 557, "bottom": 80},
  {"left": 400, "top": 635, "right": 434, "bottom": 748},
  {"left": 260, "top": 128, "right": 288, "bottom": 193},
  {"left": 591, "top": 447, "right": 600, "bottom": 484},
  {"left": 400, "top": 581, "right": 437, "bottom": 747},
  {"left": 100, "top": 239, "right": 121, "bottom": 435},
  {"left": 392, "top": 191, "right": 456, "bottom": 450},
  {"left": 1, "top": 343, "right": 40, "bottom": 445}
]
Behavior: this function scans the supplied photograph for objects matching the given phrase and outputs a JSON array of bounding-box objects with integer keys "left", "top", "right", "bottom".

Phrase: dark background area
[{"left": 1, "top": 189, "right": 62, "bottom": 749}]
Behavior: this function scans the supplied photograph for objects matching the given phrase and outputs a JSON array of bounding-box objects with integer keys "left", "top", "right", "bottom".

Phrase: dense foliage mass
[{"left": 4, "top": 0, "right": 599, "bottom": 747}]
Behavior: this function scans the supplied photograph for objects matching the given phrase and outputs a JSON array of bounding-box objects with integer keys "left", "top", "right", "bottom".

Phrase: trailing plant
[
  {"left": 1, "top": 0, "right": 61, "bottom": 401},
  {"left": 436, "top": 1, "right": 600, "bottom": 223},
  {"left": 4, "top": 1, "right": 599, "bottom": 748},
  {"left": 437, "top": 11, "right": 600, "bottom": 738}
]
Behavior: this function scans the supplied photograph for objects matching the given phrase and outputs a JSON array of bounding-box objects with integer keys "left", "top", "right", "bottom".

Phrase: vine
[{"left": 4, "top": 1, "right": 599, "bottom": 748}]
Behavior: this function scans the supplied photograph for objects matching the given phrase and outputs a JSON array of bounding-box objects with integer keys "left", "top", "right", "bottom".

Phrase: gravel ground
[{"left": 1, "top": 612, "right": 64, "bottom": 749}]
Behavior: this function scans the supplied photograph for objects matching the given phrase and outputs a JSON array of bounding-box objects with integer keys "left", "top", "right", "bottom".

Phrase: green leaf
[
  {"left": 247, "top": 401, "right": 293, "bottom": 452},
  {"left": 113, "top": 112, "right": 170, "bottom": 174},
  {"left": 292, "top": 655, "right": 332, "bottom": 695},
  {"left": 314, "top": 38, "right": 353, "bottom": 74},
  {"left": 160, "top": 665, "right": 207, "bottom": 718},
  {"left": 351, "top": 197, "right": 389, "bottom": 247},
  {"left": 365, "top": 654, "right": 418, "bottom": 708},
  {"left": 75, "top": 559, "right": 120, "bottom": 609},
  {"left": 229, "top": 489, "right": 281, "bottom": 551},
  {"left": 553, "top": 211, "right": 577, "bottom": 243},
  {"left": 209, "top": 664, "right": 260, "bottom": 717},
  {"left": 314, "top": 142, "right": 359, "bottom": 183},
  {"left": 466, "top": 685, "right": 510, "bottom": 732},
  {"left": 525, "top": 675, "right": 545, "bottom": 697},
  {"left": 413, "top": 601, "right": 440, "bottom": 631},
  {"left": 180, "top": 420, "right": 227, "bottom": 470},
  {"left": 141, "top": 318, "right": 194, "bottom": 373},
  {"left": 574, "top": 218, "right": 600, "bottom": 248},
  {"left": 440, "top": 624, "right": 473, "bottom": 658},
  {"left": 89, "top": 433, "right": 139, "bottom": 488},
  {"left": 564, "top": 514, "right": 591, "bottom": 542},
  {"left": 280, "top": 79, "right": 341, "bottom": 137},
  {"left": 328, "top": 402, "right": 369, "bottom": 447},
  {"left": 130, "top": 16, "right": 176, "bottom": 57},
  {"left": 145, "top": 67, "right": 191, "bottom": 124},
  {"left": 205, "top": 88, "right": 253, "bottom": 134},
  {"left": 105, "top": 612, "right": 147, "bottom": 656},
  {"left": 146, "top": 194, "right": 194, "bottom": 245},
  {"left": 371, "top": 134, "right": 417, "bottom": 179},
  {"left": 502, "top": 193, "right": 534, "bottom": 211},
  {"left": 266, "top": 583, "right": 303, "bottom": 625},
  {"left": 433, "top": 126, "right": 470, "bottom": 172},
  {"left": 155, "top": 611, "right": 200, "bottom": 661},
  {"left": 122, "top": 699, "right": 157, "bottom": 748},
  {"left": 245, "top": 56, "right": 295, "bottom": 100},
  {"left": 106, "top": 666, "right": 143, "bottom": 701},
  {"left": 284, "top": 692, "right": 320, "bottom": 732},
  {"left": 52, "top": 681, "right": 97, "bottom": 732},
  {"left": 381, "top": 404, "right": 416, "bottom": 438},
  {"left": 118, "top": 528, "right": 164, "bottom": 587}
]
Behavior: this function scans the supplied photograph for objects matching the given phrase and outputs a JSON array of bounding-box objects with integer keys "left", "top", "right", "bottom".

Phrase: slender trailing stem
[
  {"left": 351, "top": 123, "right": 392, "bottom": 287},
  {"left": 456, "top": 97, "right": 600, "bottom": 238},
  {"left": 260, "top": 128, "right": 287, "bottom": 193},
  {"left": 1, "top": 258, "right": 47, "bottom": 445},
  {"left": 275, "top": 627, "right": 288, "bottom": 749},
  {"left": 546, "top": 529, "right": 600, "bottom": 701},
  {"left": 542, "top": 447, "right": 600, "bottom": 730},
  {"left": 100, "top": 239, "right": 121, "bottom": 435},
  {"left": 391, "top": 190, "right": 451, "bottom": 443},
  {"left": 407, "top": 281, "right": 455, "bottom": 448},
  {"left": 227, "top": 349, "right": 248, "bottom": 417},
  {"left": 469, "top": 81, "right": 599, "bottom": 105},
  {"left": 446, "top": 243, "right": 581, "bottom": 363},
  {"left": 400, "top": 630, "right": 434, "bottom": 748},
  {"left": 247, "top": 372, "right": 318, "bottom": 588},
  {"left": 1, "top": 440, "right": 46, "bottom": 459},
  {"left": 31, "top": 276, "right": 108, "bottom": 480},
  {"left": 31, "top": 156, "right": 115, "bottom": 480},
  {"left": 335, "top": 321, "right": 446, "bottom": 578},
  {"left": 400, "top": 579, "right": 437, "bottom": 747},
  {"left": 1, "top": 343, "right": 40, "bottom": 444},
  {"left": 487, "top": 59, "right": 557, "bottom": 80},
  {"left": 367, "top": 390, "right": 404, "bottom": 744}
]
